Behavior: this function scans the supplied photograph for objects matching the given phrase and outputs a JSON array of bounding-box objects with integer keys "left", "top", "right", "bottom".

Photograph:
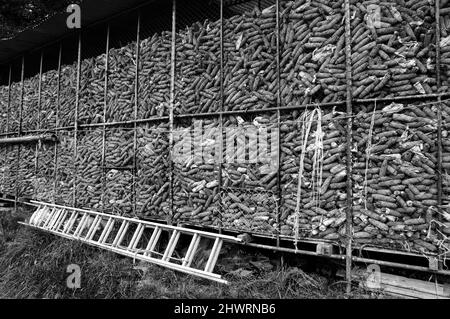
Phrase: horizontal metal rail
[{"left": 0, "top": 134, "right": 57, "bottom": 145}]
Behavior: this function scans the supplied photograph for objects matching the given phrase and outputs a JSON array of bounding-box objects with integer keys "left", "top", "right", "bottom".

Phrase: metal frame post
[
  {"left": 15, "top": 56, "right": 25, "bottom": 211},
  {"left": 133, "top": 14, "right": 141, "bottom": 217},
  {"left": 169, "top": 0, "right": 177, "bottom": 222},
  {"left": 101, "top": 25, "right": 110, "bottom": 212},
  {"left": 53, "top": 43, "right": 62, "bottom": 203},
  {"left": 35, "top": 51, "right": 44, "bottom": 175},
  {"left": 6, "top": 65, "right": 11, "bottom": 134},
  {"left": 344, "top": 0, "right": 354, "bottom": 294},
  {"left": 435, "top": 0, "right": 444, "bottom": 270},
  {"left": 218, "top": 0, "right": 224, "bottom": 233},
  {"left": 73, "top": 32, "right": 82, "bottom": 207},
  {"left": 275, "top": 0, "right": 281, "bottom": 248}
]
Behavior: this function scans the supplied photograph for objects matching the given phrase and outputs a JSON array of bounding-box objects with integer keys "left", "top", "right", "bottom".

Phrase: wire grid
[
  {"left": 106, "top": 42, "right": 136, "bottom": 123},
  {"left": 103, "top": 127, "right": 135, "bottom": 215},
  {"left": 279, "top": 108, "right": 347, "bottom": 241},
  {"left": 174, "top": 16, "right": 221, "bottom": 115},
  {"left": 220, "top": 113, "right": 279, "bottom": 234},
  {"left": 40, "top": 68, "right": 58, "bottom": 130},
  {"left": 352, "top": 0, "right": 437, "bottom": 99},
  {"left": 34, "top": 141, "right": 55, "bottom": 202},
  {"left": 440, "top": 100, "right": 450, "bottom": 256},
  {"left": 0, "top": 145, "right": 18, "bottom": 196},
  {"left": 173, "top": 160, "right": 220, "bottom": 226},
  {"left": 21, "top": 73, "right": 39, "bottom": 132},
  {"left": 8, "top": 82, "right": 20, "bottom": 133},
  {"left": 16, "top": 144, "right": 35, "bottom": 199},
  {"left": 279, "top": 0, "right": 347, "bottom": 105},
  {"left": 55, "top": 131, "right": 75, "bottom": 206},
  {"left": 352, "top": 100, "right": 441, "bottom": 254},
  {"left": 76, "top": 128, "right": 103, "bottom": 210},
  {"left": 223, "top": 4, "right": 277, "bottom": 112},
  {"left": 0, "top": 85, "right": 7, "bottom": 134},
  {"left": 78, "top": 55, "right": 106, "bottom": 125},
  {"left": 219, "top": 186, "right": 278, "bottom": 234},
  {"left": 222, "top": 113, "right": 279, "bottom": 190},
  {"left": 172, "top": 118, "right": 220, "bottom": 225},
  {"left": 138, "top": 31, "right": 171, "bottom": 119},
  {"left": 136, "top": 123, "right": 170, "bottom": 220},
  {"left": 58, "top": 64, "right": 77, "bottom": 127}
]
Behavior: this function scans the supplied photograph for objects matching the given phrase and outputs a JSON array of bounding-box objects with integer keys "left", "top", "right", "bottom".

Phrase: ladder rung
[
  {"left": 144, "top": 227, "right": 162, "bottom": 257},
  {"left": 63, "top": 211, "right": 78, "bottom": 234},
  {"left": 30, "top": 206, "right": 44, "bottom": 226},
  {"left": 128, "top": 224, "right": 144, "bottom": 251},
  {"left": 112, "top": 221, "right": 129, "bottom": 247},
  {"left": 73, "top": 214, "right": 89, "bottom": 237},
  {"left": 52, "top": 209, "right": 68, "bottom": 231},
  {"left": 47, "top": 209, "right": 63, "bottom": 230},
  {"left": 85, "top": 215, "right": 101, "bottom": 240},
  {"left": 162, "top": 230, "right": 180, "bottom": 262},
  {"left": 183, "top": 233, "right": 201, "bottom": 267},
  {"left": 47, "top": 207, "right": 61, "bottom": 228},
  {"left": 204, "top": 238, "right": 223, "bottom": 273},
  {"left": 98, "top": 218, "right": 114, "bottom": 244},
  {"left": 35, "top": 206, "right": 49, "bottom": 226},
  {"left": 41, "top": 207, "right": 54, "bottom": 228}
]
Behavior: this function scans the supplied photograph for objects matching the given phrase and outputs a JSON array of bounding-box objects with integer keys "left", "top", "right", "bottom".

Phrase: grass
[{"left": 0, "top": 211, "right": 383, "bottom": 299}]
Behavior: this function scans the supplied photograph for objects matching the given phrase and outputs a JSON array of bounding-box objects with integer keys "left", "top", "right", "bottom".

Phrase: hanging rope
[
  {"left": 363, "top": 101, "right": 377, "bottom": 210},
  {"left": 294, "top": 106, "right": 322, "bottom": 250}
]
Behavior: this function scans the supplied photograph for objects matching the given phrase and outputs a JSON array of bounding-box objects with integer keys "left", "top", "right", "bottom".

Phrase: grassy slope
[{"left": 0, "top": 213, "right": 382, "bottom": 299}]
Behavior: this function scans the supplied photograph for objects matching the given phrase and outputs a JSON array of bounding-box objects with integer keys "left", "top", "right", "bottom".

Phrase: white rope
[
  {"left": 363, "top": 102, "right": 377, "bottom": 210},
  {"left": 294, "top": 107, "right": 322, "bottom": 249}
]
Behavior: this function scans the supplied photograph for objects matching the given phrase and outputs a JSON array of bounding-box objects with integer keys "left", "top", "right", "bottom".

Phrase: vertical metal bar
[
  {"left": 53, "top": 43, "right": 62, "bottom": 203},
  {"left": 435, "top": 0, "right": 443, "bottom": 270},
  {"left": 2, "top": 66, "right": 12, "bottom": 198},
  {"left": 19, "top": 56, "right": 25, "bottom": 136},
  {"left": 218, "top": 0, "right": 224, "bottom": 233},
  {"left": 275, "top": 0, "right": 281, "bottom": 248},
  {"left": 133, "top": 13, "right": 141, "bottom": 217},
  {"left": 3, "top": 66, "right": 11, "bottom": 197},
  {"left": 35, "top": 51, "right": 44, "bottom": 175},
  {"left": 101, "top": 25, "right": 110, "bottom": 212},
  {"left": 169, "top": 0, "right": 177, "bottom": 222},
  {"left": 16, "top": 56, "right": 25, "bottom": 211},
  {"left": 6, "top": 65, "right": 11, "bottom": 133},
  {"left": 73, "top": 32, "right": 82, "bottom": 207},
  {"left": 344, "top": 0, "right": 354, "bottom": 294}
]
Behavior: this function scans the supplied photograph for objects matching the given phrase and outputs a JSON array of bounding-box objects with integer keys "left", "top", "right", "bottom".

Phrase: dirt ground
[{"left": 0, "top": 208, "right": 386, "bottom": 299}]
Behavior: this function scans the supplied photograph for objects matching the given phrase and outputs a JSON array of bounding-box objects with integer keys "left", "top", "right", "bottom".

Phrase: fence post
[
  {"left": 169, "top": 0, "right": 177, "bottom": 222},
  {"left": 53, "top": 43, "right": 62, "bottom": 204},
  {"left": 344, "top": 0, "right": 354, "bottom": 294},
  {"left": 435, "top": 0, "right": 444, "bottom": 270},
  {"left": 73, "top": 32, "right": 82, "bottom": 207},
  {"left": 35, "top": 51, "right": 43, "bottom": 176},
  {"left": 16, "top": 56, "right": 25, "bottom": 212},
  {"left": 133, "top": 13, "right": 141, "bottom": 217},
  {"left": 218, "top": 0, "right": 224, "bottom": 233},
  {"left": 275, "top": 0, "right": 282, "bottom": 249},
  {"left": 101, "top": 25, "right": 110, "bottom": 212}
]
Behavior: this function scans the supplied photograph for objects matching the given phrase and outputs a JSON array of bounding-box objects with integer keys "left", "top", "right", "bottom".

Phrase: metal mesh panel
[{"left": 136, "top": 122, "right": 170, "bottom": 220}]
